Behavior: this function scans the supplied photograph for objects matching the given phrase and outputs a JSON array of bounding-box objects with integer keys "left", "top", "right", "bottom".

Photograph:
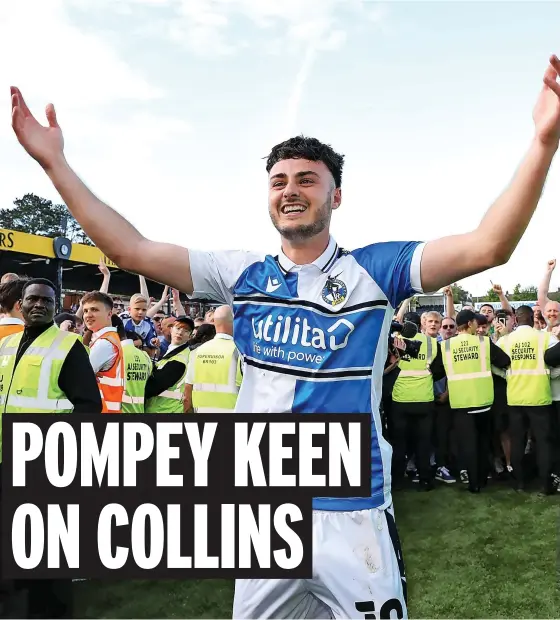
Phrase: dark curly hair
[{"left": 265, "top": 136, "right": 345, "bottom": 188}]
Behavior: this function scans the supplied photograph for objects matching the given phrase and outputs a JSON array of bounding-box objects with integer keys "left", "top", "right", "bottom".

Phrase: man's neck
[
  {"left": 93, "top": 324, "right": 112, "bottom": 333},
  {"left": 215, "top": 329, "right": 232, "bottom": 336},
  {"left": 25, "top": 321, "right": 53, "bottom": 333},
  {"left": 280, "top": 229, "right": 330, "bottom": 265},
  {"left": 6, "top": 311, "right": 23, "bottom": 321}
]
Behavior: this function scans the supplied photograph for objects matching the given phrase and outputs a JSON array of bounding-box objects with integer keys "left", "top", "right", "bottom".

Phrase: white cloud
[{"left": 0, "top": 0, "right": 162, "bottom": 106}]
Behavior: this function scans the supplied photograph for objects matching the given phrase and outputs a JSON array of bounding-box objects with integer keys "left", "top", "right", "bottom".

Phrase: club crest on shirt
[{"left": 321, "top": 273, "right": 347, "bottom": 306}]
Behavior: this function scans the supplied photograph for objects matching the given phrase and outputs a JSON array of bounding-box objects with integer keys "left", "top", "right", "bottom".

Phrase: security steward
[
  {"left": 184, "top": 305, "right": 242, "bottom": 413},
  {"left": 145, "top": 316, "right": 194, "bottom": 413},
  {"left": 391, "top": 311, "right": 445, "bottom": 491},
  {"left": 82, "top": 291, "right": 125, "bottom": 413},
  {"left": 0, "top": 278, "right": 101, "bottom": 619},
  {"left": 121, "top": 329, "right": 152, "bottom": 413},
  {"left": 498, "top": 305, "right": 557, "bottom": 494},
  {"left": 443, "top": 309, "right": 511, "bottom": 493}
]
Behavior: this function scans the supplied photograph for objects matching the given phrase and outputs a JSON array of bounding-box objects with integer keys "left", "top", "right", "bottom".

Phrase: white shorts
[{"left": 233, "top": 505, "right": 407, "bottom": 619}]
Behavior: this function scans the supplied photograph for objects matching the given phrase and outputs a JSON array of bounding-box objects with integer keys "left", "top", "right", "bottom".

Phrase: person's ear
[{"left": 332, "top": 187, "right": 342, "bottom": 211}]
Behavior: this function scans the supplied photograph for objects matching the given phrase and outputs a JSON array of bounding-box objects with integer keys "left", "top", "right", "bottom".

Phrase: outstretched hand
[
  {"left": 533, "top": 55, "right": 560, "bottom": 147},
  {"left": 11, "top": 87, "right": 64, "bottom": 169}
]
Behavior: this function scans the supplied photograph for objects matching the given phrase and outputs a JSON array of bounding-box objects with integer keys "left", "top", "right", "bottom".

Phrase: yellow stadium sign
[{"left": 0, "top": 228, "right": 119, "bottom": 269}]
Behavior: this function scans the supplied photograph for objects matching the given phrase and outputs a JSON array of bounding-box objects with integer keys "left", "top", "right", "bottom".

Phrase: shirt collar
[
  {"left": 0, "top": 317, "right": 24, "bottom": 325},
  {"left": 215, "top": 333, "right": 233, "bottom": 340},
  {"left": 277, "top": 235, "right": 339, "bottom": 274},
  {"left": 91, "top": 326, "right": 117, "bottom": 344}
]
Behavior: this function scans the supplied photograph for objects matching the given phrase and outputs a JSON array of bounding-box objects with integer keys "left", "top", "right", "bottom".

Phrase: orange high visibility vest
[
  {"left": 0, "top": 323, "right": 24, "bottom": 341},
  {"left": 95, "top": 330, "right": 124, "bottom": 413}
]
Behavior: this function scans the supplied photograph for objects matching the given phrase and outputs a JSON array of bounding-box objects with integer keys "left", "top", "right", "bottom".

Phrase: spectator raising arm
[
  {"left": 139, "top": 275, "right": 149, "bottom": 301},
  {"left": 492, "top": 283, "right": 513, "bottom": 314},
  {"left": 147, "top": 286, "right": 169, "bottom": 318},
  {"left": 395, "top": 297, "right": 412, "bottom": 324},
  {"left": 418, "top": 57, "right": 560, "bottom": 292},
  {"left": 538, "top": 259, "right": 555, "bottom": 310},
  {"left": 76, "top": 258, "right": 111, "bottom": 320},
  {"left": 11, "top": 87, "right": 195, "bottom": 294},
  {"left": 98, "top": 258, "right": 111, "bottom": 294},
  {"left": 172, "top": 288, "right": 184, "bottom": 317},
  {"left": 443, "top": 286, "right": 456, "bottom": 319}
]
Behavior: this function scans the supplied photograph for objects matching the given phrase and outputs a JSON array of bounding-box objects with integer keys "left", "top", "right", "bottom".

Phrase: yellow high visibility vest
[
  {"left": 145, "top": 347, "right": 190, "bottom": 413},
  {"left": 121, "top": 341, "right": 152, "bottom": 413},
  {"left": 392, "top": 333, "right": 436, "bottom": 403},
  {"left": 191, "top": 336, "right": 242, "bottom": 413},
  {"left": 442, "top": 333, "right": 494, "bottom": 409},
  {"left": 499, "top": 327, "right": 552, "bottom": 406},
  {"left": 0, "top": 324, "right": 80, "bottom": 460}
]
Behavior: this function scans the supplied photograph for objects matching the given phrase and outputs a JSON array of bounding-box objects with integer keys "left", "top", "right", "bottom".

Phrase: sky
[{"left": 1, "top": 0, "right": 560, "bottom": 298}]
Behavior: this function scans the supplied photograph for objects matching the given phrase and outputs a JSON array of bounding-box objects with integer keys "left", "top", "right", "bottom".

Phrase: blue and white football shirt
[{"left": 188, "top": 236, "right": 426, "bottom": 510}]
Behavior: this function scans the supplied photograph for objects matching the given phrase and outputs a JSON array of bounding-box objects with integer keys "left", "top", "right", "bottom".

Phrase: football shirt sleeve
[
  {"left": 187, "top": 249, "right": 265, "bottom": 305},
  {"left": 351, "top": 241, "right": 426, "bottom": 308}
]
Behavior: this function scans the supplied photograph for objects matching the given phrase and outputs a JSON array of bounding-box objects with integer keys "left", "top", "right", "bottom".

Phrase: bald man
[
  {"left": 543, "top": 300, "right": 560, "bottom": 332},
  {"left": 213, "top": 304, "right": 234, "bottom": 333},
  {"left": 1, "top": 273, "right": 19, "bottom": 284},
  {"left": 184, "top": 305, "right": 242, "bottom": 412}
]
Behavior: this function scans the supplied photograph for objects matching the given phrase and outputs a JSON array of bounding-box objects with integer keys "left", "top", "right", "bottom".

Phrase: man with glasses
[
  {"left": 440, "top": 318, "right": 457, "bottom": 340},
  {"left": 112, "top": 298, "right": 125, "bottom": 315}
]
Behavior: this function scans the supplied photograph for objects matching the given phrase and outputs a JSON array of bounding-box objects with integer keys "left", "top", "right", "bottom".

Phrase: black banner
[{"left": 1, "top": 413, "right": 371, "bottom": 579}]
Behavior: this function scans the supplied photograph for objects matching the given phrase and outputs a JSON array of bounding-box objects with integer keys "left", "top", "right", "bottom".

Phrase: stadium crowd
[
  {"left": 383, "top": 270, "right": 560, "bottom": 497},
  {"left": 1, "top": 256, "right": 559, "bottom": 499}
]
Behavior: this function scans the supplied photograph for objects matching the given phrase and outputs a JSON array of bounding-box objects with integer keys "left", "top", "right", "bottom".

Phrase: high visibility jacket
[
  {"left": 121, "top": 341, "right": 152, "bottom": 413},
  {"left": 442, "top": 333, "right": 494, "bottom": 410},
  {"left": 0, "top": 321, "right": 24, "bottom": 341},
  {"left": 191, "top": 336, "right": 242, "bottom": 413},
  {"left": 145, "top": 347, "right": 190, "bottom": 413},
  {"left": 392, "top": 333, "right": 436, "bottom": 403},
  {"left": 499, "top": 327, "right": 552, "bottom": 406},
  {"left": 0, "top": 325, "right": 80, "bottom": 459},
  {"left": 93, "top": 330, "right": 124, "bottom": 413}
]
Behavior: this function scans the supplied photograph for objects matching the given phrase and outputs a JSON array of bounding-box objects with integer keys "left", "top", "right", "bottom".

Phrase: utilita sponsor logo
[{"left": 252, "top": 315, "right": 355, "bottom": 351}]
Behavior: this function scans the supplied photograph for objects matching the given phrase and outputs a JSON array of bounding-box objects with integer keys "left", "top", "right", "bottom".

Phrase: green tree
[
  {"left": 481, "top": 287, "right": 500, "bottom": 302},
  {"left": 509, "top": 284, "right": 538, "bottom": 301},
  {"left": 451, "top": 283, "right": 470, "bottom": 303},
  {"left": 0, "top": 194, "right": 92, "bottom": 245}
]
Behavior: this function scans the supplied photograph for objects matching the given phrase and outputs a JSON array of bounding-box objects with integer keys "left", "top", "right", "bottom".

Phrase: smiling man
[
  {"left": 9, "top": 55, "right": 560, "bottom": 619},
  {"left": 81, "top": 291, "right": 124, "bottom": 413}
]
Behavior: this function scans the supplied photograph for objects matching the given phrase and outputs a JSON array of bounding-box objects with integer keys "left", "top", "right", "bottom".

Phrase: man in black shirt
[
  {"left": 145, "top": 316, "right": 194, "bottom": 411},
  {"left": 443, "top": 310, "right": 511, "bottom": 493},
  {"left": 0, "top": 279, "right": 101, "bottom": 619}
]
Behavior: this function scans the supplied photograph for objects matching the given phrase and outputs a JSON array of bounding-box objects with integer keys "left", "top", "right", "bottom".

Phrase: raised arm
[
  {"left": 492, "top": 283, "right": 513, "bottom": 314},
  {"left": 147, "top": 285, "right": 169, "bottom": 318},
  {"left": 419, "top": 56, "right": 560, "bottom": 292},
  {"left": 11, "top": 87, "right": 194, "bottom": 294},
  {"left": 98, "top": 258, "right": 111, "bottom": 294},
  {"left": 395, "top": 297, "right": 412, "bottom": 323},
  {"left": 171, "top": 288, "right": 184, "bottom": 317},
  {"left": 139, "top": 275, "right": 149, "bottom": 300},
  {"left": 443, "top": 286, "right": 456, "bottom": 319},
  {"left": 538, "top": 259, "right": 555, "bottom": 310}
]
